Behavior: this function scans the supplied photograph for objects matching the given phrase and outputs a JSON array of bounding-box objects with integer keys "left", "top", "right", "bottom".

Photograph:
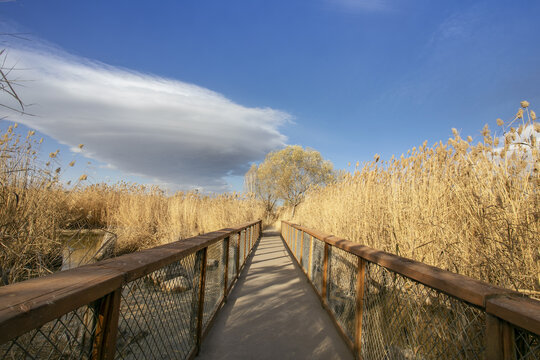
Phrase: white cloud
[{"left": 1, "top": 42, "right": 290, "bottom": 191}]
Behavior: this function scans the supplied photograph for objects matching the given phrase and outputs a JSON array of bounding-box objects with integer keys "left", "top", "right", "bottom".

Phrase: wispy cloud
[{"left": 2, "top": 41, "right": 290, "bottom": 191}]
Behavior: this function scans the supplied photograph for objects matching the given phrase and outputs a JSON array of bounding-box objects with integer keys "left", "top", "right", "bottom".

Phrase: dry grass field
[
  {"left": 290, "top": 102, "right": 539, "bottom": 294},
  {"left": 0, "top": 125, "right": 264, "bottom": 285}
]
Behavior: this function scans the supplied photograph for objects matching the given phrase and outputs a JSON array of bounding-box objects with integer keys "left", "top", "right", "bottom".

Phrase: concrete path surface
[{"left": 197, "top": 230, "right": 353, "bottom": 360}]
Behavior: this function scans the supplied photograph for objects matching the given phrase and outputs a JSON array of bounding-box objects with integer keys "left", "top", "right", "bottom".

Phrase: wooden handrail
[
  {"left": 0, "top": 220, "right": 261, "bottom": 345},
  {"left": 282, "top": 221, "right": 540, "bottom": 333}
]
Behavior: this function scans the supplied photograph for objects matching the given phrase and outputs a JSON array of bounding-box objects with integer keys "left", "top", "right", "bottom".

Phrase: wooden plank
[
  {"left": 486, "top": 315, "right": 517, "bottom": 360},
  {"left": 236, "top": 232, "right": 241, "bottom": 278},
  {"left": 243, "top": 229, "right": 247, "bottom": 263},
  {"left": 196, "top": 247, "right": 208, "bottom": 354},
  {"left": 299, "top": 230, "right": 305, "bottom": 265},
  {"left": 190, "top": 249, "right": 204, "bottom": 351},
  {"left": 322, "top": 243, "right": 329, "bottom": 305},
  {"left": 355, "top": 258, "right": 366, "bottom": 360},
  {"left": 486, "top": 295, "right": 540, "bottom": 335},
  {"left": 223, "top": 236, "right": 230, "bottom": 297},
  {"left": 0, "top": 266, "right": 123, "bottom": 344},
  {"left": 92, "top": 288, "right": 121, "bottom": 360}
]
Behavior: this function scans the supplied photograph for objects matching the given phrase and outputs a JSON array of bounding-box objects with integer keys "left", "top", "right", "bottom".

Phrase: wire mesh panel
[
  {"left": 202, "top": 240, "right": 225, "bottom": 330},
  {"left": 514, "top": 326, "right": 540, "bottom": 359},
  {"left": 295, "top": 230, "right": 302, "bottom": 260},
  {"left": 0, "top": 302, "right": 102, "bottom": 359},
  {"left": 327, "top": 246, "right": 358, "bottom": 342},
  {"left": 228, "top": 234, "right": 238, "bottom": 290},
  {"left": 247, "top": 227, "right": 252, "bottom": 252},
  {"left": 239, "top": 231, "right": 245, "bottom": 267},
  {"left": 361, "top": 262, "right": 485, "bottom": 360},
  {"left": 116, "top": 252, "right": 201, "bottom": 360},
  {"left": 301, "top": 232, "right": 311, "bottom": 273},
  {"left": 310, "top": 237, "right": 325, "bottom": 295},
  {"left": 287, "top": 225, "right": 292, "bottom": 246}
]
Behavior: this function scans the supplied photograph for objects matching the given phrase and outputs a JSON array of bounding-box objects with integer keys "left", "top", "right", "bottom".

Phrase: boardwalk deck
[{"left": 197, "top": 230, "right": 353, "bottom": 360}]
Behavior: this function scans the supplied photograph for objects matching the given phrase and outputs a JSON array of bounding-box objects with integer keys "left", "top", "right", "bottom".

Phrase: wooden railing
[
  {"left": 0, "top": 220, "right": 262, "bottom": 359},
  {"left": 281, "top": 221, "right": 540, "bottom": 360}
]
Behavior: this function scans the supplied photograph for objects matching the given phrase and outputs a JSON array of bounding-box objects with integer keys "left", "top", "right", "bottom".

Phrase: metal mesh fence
[
  {"left": 239, "top": 231, "right": 245, "bottom": 268},
  {"left": 301, "top": 232, "right": 311, "bottom": 273},
  {"left": 295, "top": 229, "right": 302, "bottom": 260},
  {"left": 361, "top": 261, "right": 485, "bottom": 360},
  {"left": 202, "top": 240, "right": 225, "bottom": 330},
  {"left": 327, "top": 246, "right": 358, "bottom": 342},
  {"left": 0, "top": 303, "right": 101, "bottom": 359},
  {"left": 310, "top": 237, "right": 325, "bottom": 295},
  {"left": 228, "top": 234, "right": 238, "bottom": 290},
  {"left": 514, "top": 326, "right": 540, "bottom": 359},
  {"left": 116, "top": 252, "right": 201, "bottom": 360}
]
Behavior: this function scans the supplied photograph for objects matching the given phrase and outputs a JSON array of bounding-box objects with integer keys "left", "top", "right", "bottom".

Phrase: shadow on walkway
[{"left": 197, "top": 230, "right": 353, "bottom": 360}]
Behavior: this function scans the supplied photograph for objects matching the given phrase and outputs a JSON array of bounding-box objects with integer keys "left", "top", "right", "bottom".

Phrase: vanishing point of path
[{"left": 197, "top": 230, "right": 353, "bottom": 360}]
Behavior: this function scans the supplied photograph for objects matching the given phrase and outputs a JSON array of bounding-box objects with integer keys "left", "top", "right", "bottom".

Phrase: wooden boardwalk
[{"left": 197, "top": 230, "right": 353, "bottom": 360}]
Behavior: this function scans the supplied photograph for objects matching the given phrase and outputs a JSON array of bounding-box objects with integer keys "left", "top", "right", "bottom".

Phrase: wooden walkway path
[{"left": 197, "top": 230, "right": 353, "bottom": 360}]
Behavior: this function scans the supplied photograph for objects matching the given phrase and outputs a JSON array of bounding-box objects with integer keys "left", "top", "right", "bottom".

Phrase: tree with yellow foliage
[{"left": 245, "top": 145, "right": 335, "bottom": 218}]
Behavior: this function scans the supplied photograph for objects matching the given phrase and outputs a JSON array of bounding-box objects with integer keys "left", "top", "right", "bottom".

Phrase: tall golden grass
[
  {"left": 0, "top": 125, "right": 264, "bottom": 285},
  {"left": 290, "top": 103, "right": 539, "bottom": 293}
]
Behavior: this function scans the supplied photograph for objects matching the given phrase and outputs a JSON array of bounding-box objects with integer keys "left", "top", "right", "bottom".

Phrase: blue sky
[{"left": 1, "top": 0, "right": 539, "bottom": 192}]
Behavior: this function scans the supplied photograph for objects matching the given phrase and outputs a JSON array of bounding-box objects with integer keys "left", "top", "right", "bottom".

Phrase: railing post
[
  {"left": 92, "top": 288, "right": 121, "bottom": 360},
  {"left": 249, "top": 226, "right": 252, "bottom": 251},
  {"left": 322, "top": 243, "right": 329, "bottom": 306},
  {"left": 223, "top": 236, "right": 230, "bottom": 298},
  {"left": 243, "top": 230, "right": 247, "bottom": 263},
  {"left": 308, "top": 235, "right": 314, "bottom": 280},
  {"left": 236, "top": 232, "right": 241, "bottom": 278},
  {"left": 485, "top": 314, "right": 516, "bottom": 360},
  {"left": 299, "top": 230, "right": 304, "bottom": 266},
  {"left": 355, "top": 258, "right": 366, "bottom": 360},
  {"left": 195, "top": 247, "right": 208, "bottom": 354},
  {"left": 293, "top": 227, "right": 298, "bottom": 257}
]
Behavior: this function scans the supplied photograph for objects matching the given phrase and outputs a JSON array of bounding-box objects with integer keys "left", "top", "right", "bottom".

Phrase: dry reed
[
  {"left": 0, "top": 125, "right": 264, "bottom": 285},
  {"left": 290, "top": 102, "right": 539, "bottom": 293}
]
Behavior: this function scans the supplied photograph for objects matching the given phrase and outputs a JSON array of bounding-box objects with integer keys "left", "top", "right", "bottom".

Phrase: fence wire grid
[
  {"left": 0, "top": 303, "right": 102, "bottom": 359},
  {"left": 116, "top": 251, "right": 201, "bottom": 360},
  {"left": 514, "top": 326, "right": 540, "bottom": 360},
  {"left": 362, "top": 261, "right": 485, "bottom": 360},
  {"left": 301, "top": 232, "right": 311, "bottom": 273},
  {"left": 228, "top": 234, "right": 238, "bottom": 290},
  {"left": 202, "top": 240, "right": 225, "bottom": 330},
  {"left": 327, "top": 246, "right": 358, "bottom": 343},
  {"left": 310, "top": 237, "right": 325, "bottom": 296}
]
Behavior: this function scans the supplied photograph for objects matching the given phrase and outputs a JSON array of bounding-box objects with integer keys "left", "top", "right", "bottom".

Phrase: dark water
[{"left": 60, "top": 230, "right": 105, "bottom": 270}]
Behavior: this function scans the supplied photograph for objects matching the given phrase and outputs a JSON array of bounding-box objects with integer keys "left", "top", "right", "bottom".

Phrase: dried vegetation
[
  {"left": 0, "top": 125, "right": 263, "bottom": 285},
  {"left": 291, "top": 102, "right": 539, "bottom": 293}
]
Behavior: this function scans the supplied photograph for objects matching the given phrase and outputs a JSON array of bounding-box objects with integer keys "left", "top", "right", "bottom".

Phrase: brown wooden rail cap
[
  {"left": 486, "top": 294, "right": 540, "bottom": 335},
  {"left": 281, "top": 221, "right": 515, "bottom": 308},
  {"left": 0, "top": 220, "right": 261, "bottom": 345},
  {"left": 0, "top": 266, "right": 123, "bottom": 344}
]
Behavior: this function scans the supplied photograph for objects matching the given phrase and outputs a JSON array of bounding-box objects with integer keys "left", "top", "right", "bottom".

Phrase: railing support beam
[
  {"left": 354, "top": 258, "right": 366, "bottom": 360},
  {"left": 223, "top": 236, "right": 230, "bottom": 298},
  {"left": 195, "top": 247, "right": 208, "bottom": 355},
  {"left": 92, "top": 288, "right": 121, "bottom": 360},
  {"left": 486, "top": 314, "right": 516, "bottom": 360},
  {"left": 322, "top": 242, "right": 329, "bottom": 306}
]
